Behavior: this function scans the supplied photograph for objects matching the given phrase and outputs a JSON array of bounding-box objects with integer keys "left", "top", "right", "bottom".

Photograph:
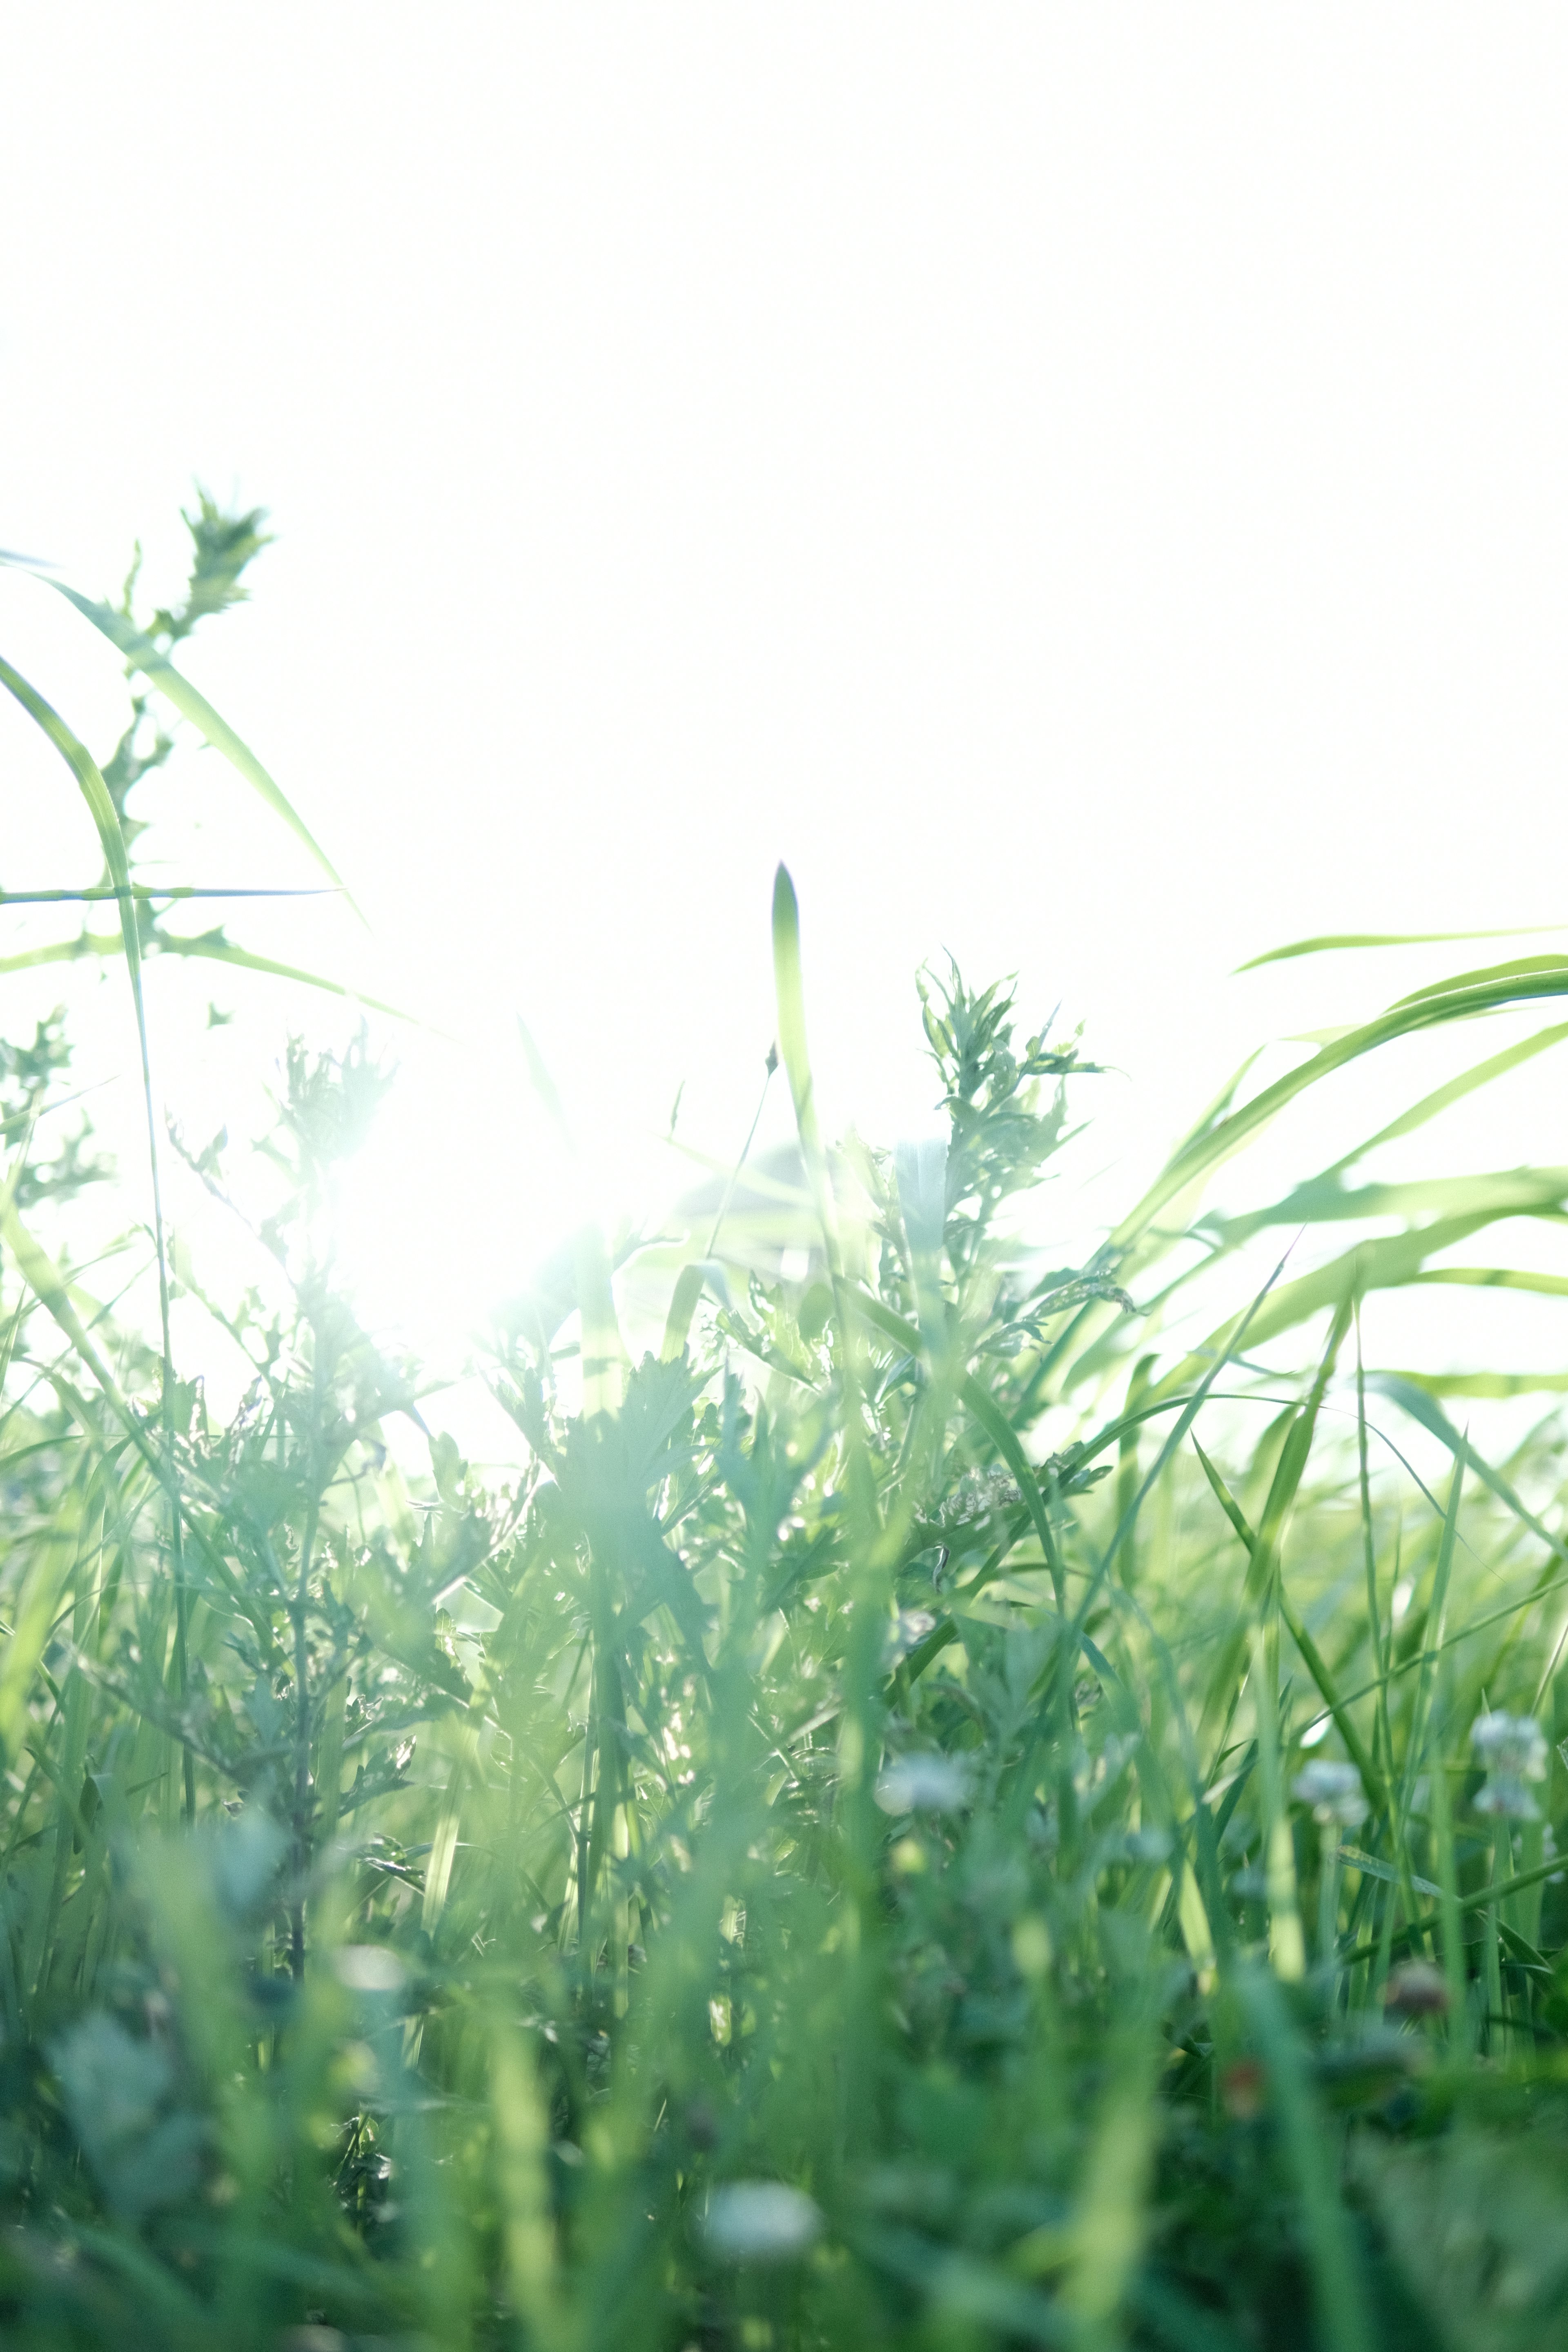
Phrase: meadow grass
[{"left": 2, "top": 509, "right": 1568, "bottom": 2348}]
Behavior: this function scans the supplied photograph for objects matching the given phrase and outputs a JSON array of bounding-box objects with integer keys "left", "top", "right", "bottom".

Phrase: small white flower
[
  {"left": 875, "top": 1752, "right": 973, "bottom": 1814},
  {"left": 1473, "top": 1775, "right": 1541, "bottom": 1821},
  {"left": 881, "top": 1609, "right": 937, "bottom": 1670},
  {"left": 333, "top": 1945, "right": 407, "bottom": 1993},
  {"left": 1292, "top": 1760, "right": 1368, "bottom": 1828},
  {"left": 1471, "top": 1711, "right": 1547, "bottom": 1779},
  {"left": 703, "top": 2181, "right": 823, "bottom": 2262},
  {"left": 1471, "top": 1711, "right": 1548, "bottom": 1821}
]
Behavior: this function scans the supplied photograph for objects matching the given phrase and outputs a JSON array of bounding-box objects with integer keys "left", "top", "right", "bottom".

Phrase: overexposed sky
[{"left": 2, "top": 11, "right": 1566, "bottom": 1387}]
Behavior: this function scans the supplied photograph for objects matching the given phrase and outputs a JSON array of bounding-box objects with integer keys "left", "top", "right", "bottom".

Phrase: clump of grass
[{"left": 2, "top": 510, "right": 1568, "bottom": 2348}]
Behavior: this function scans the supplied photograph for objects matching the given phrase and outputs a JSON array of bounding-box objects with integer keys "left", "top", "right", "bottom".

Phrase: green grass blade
[
  {"left": 1191, "top": 1433, "right": 1383, "bottom": 1813},
  {"left": 1237, "top": 1968, "right": 1374, "bottom": 2352},
  {"left": 38, "top": 576, "right": 358, "bottom": 913},
  {"left": 1111, "top": 966, "right": 1568, "bottom": 1252},
  {"left": 1237, "top": 923, "right": 1566, "bottom": 969}
]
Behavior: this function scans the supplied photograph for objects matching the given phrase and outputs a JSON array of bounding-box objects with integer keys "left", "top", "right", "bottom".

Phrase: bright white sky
[{"left": 2, "top": 11, "right": 1567, "bottom": 1421}]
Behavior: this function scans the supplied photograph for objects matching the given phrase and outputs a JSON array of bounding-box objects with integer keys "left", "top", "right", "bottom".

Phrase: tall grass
[{"left": 2, "top": 508, "right": 1568, "bottom": 2348}]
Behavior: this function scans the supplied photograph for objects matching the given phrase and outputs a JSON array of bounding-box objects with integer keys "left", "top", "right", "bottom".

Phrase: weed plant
[{"left": 2, "top": 511, "right": 1568, "bottom": 2348}]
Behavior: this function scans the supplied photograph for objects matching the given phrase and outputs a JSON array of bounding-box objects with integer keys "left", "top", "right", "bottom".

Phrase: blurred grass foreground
[{"left": 3, "top": 508, "right": 1568, "bottom": 2350}]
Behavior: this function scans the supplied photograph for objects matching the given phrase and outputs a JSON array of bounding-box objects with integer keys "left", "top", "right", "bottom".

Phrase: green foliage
[{"left": 4, "top": 508, "right": 1568, "bottom": 2348}]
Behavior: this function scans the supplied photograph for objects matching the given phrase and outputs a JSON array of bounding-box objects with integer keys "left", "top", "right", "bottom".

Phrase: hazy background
[{"left": 2, "top": 9, "right": 1565, "bottom": 1390}]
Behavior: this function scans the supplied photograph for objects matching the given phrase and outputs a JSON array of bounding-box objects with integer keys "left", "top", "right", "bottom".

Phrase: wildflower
[
  {"left": 874, "top": 1751, "right": 973, "bottom": 1814},
  {"left": 1471, "top": 1710, "right": 1548, "bottom": 1820},
  {"left": 1292, "top": 1760, "right": 1368, "bottom": 1829},
  {"left": 703, "top": 2181, "right": 823, "bottom": 2262}
]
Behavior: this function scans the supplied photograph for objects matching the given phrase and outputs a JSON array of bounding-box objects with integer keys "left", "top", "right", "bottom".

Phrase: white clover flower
[
  {"left": 1471, "top": 1711, "right": 1548, "bottom": 1821},
  {"left": 874, "top": 1752, "right": 973, "bottom": 1815},
  {"left": 333, "top": 1944, "right": 407, "bottom": 1993},
  {"left": 881, "top": 1609, "right": 937, "bottom": 1671},
  {"left": 1471, "top": 1711, "right": 1548, "bottom": 1778},
  {"left": 1291, "top": 1760, "right": 1368, "bottom": 1828},
  {"left": 703, "top": 2181, "right": 823, "bottom": 2262}
]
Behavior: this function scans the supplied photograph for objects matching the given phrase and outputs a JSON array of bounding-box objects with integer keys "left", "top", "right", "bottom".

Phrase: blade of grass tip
[
  {"left": 1235, "top": 922, "right": 1568, "bottom": 971},
  {"left": 771, "top": 866, "right": 875, "bottom": 1525},
  {"left": 1238, "top": 1965, "right": 1375, "bottom": 2352},
  {"left": 39, "top": 577, "right": 361, "bottom": 916},
  {"left": 0, "top": 653, "right": 194, "bottom": 1816},
  {"left": 771, "top": 868, "right": 841, "bottom": 1276}
]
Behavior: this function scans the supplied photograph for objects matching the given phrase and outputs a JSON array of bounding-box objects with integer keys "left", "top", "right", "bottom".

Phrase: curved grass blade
[
  {"left": 31, "top": 575, "right": 359, "bottom": 916},
  {"left": 1393, "top": 952, "right": 1568, "bottom": 1008},
  {"left": 0, "top": 926, "right": 420, "bottom": 1026},
  {"left": 1408, "top": 1266, "right": 1568, "bottom": 1298},
  {"left": 1315, "top": 1020, "right": 1568, "bottom": 1179},
  {"left": 1156, "top": 1210, "right": 1544, "bottom": 1396},
  {"left": 1367, "top": 1374, "right": 1568, "bottom": 1572},
  {"left": 157, "top": 931, "right": 421, "bottom": 1024},
  {"left": 1238, "top": 923, "right": 1566, "bottom": 971},
  {"left": 771, "top": 866, "right": 840, "bottom": 1276},
  {"left": 1206, "top": 1165, "right": 1568, "bottom": 1249},
  {"left": 1111, "top": 963, "right": 1568, "bottom": 1254}
]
